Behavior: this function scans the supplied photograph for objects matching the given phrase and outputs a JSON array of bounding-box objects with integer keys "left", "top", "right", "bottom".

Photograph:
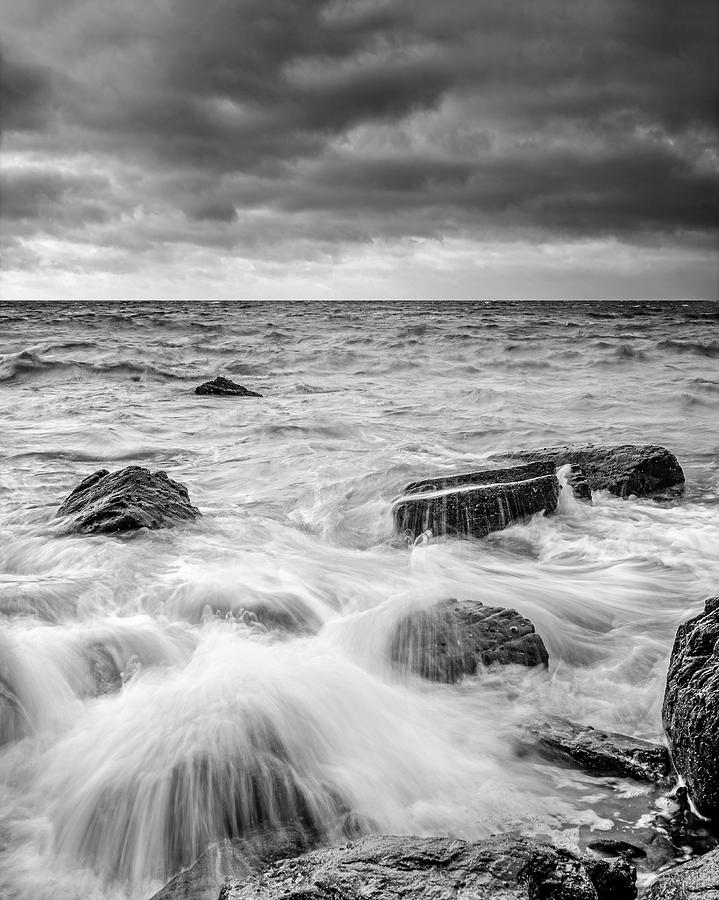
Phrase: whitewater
[{"left": 0, "top": 299, "right": 717, "bottom": 899}]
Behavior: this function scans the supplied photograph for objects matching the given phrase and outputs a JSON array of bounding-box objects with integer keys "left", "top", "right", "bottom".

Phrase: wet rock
[
  {"left": 500, "top": 444, "right": 684, "bottom": 498},
  {"left": 642, "top": 846, "right": 719, "bottom": 899},
  {"left": 195, "top": 376, "right": 262, "bottom": 397},
  {"left": 663, "top": 596, "right": 719, "bottom": 821},
  {"left": 566, "top": 464, "right": 593, "bottom": 502},
  {"left": 149, "top": 828, "right": 310, "bottom": 900},
  {"left": 56, "top": 466, "right": 200, "bottom": 534},
  {"left": 519, "top": 716, "right": 671, "bottom": 782},
  {"left": 219, "top": 833, "right": 636, "bottom": 900},
  {"left": 587, "top": 839, "right": 647, "bottom": 860},
  {"left": 393, "top": 461, "right": 560, "bottom": 541},
  {"left": 390, "top": 598, "right": 548, "bottom": 682}
]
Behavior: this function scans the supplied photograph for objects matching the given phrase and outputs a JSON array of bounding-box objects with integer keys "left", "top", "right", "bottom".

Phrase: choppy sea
[{"left": 1, "top": 299, "right": 718, "bottom": 899}]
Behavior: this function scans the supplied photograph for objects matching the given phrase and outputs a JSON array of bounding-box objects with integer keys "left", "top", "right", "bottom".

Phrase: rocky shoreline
[{"left": 40, "top": 439, "right": 718, "bottom": 898}]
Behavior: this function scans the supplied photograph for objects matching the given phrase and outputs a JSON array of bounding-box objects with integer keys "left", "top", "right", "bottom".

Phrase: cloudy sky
[{"left": 1, "top": 0, "right": 717, "bottom": 299}]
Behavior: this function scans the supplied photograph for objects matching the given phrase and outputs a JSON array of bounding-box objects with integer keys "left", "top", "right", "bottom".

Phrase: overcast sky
[{"left": 1, "top": 0, "right": 717, "bottom": 299}]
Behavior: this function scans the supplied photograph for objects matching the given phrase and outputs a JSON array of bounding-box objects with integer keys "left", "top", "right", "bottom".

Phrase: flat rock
[
  {"left": 663, "top": 596, "right": 719, "bottom": 821},
  {"left": 393, "top": 461, "right": 560, "bottom": 541},
  {"left": 220, "top": 833, "right": 636, "bottom": 900},
  {"left": 195, "top": 376, "right": 262, "bottom": 397},
  {"left": 390, "top": 598, "right": 548, "bottom": 682},
  {"left": 499, "top": 444, "right": 684, "bottom": 498},
  {"left": 519, "top": 716, "right": 671, "bottom": 782},
  {"left": 56, "top": 466, "right": 200, "bottom": 534},
  {"left": 643, "top": 847, "right": 719, "bottom": 899}
]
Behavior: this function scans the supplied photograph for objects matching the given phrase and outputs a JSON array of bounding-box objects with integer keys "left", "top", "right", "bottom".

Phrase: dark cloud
[{"left": 0, "top": 0, "right": 716, "bottom": 295}]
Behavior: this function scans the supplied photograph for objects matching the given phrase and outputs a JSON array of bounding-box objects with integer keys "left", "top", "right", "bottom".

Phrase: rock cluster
[
  {"left": 56, "top": 465, "right": 200, "bottom": 534},
  {"left": 643, "top": 846, "right": 719, "bottom": 899}
]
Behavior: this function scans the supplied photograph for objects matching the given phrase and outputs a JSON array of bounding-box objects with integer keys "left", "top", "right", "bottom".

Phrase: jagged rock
[
  {"left": 149, "top": 829, "right": 310, "bottom": 900},
  {"left": 663, "top": 597, "right": 719, "bottom": 821},
  {"left": 519, "top": 716, "right": 671, "bottom": 782},
  {"left": 499, "top": 444, "right": 684, "bottom": 498},
  {"left": 393, "top": 461, "right": 560, "bottom": 541},
  {"left": 195, "top": 376, "right": 262, "bottom": 397},
  {"left": 219, "top": 834, "right": 636, "bottom": 900},
  {"left": 390, "top": 598, "right": 548, "bottom": 682},
  {"left": 643, "top": 846, "right": 719, "bottom": 899},
  {"left": 56, "top": 466, "right": 200, "bottom": 534}
]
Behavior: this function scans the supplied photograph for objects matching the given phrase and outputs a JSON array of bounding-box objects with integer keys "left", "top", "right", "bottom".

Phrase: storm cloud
[{"left": 1, "top": 0, "right": 717, "bottom": 298}]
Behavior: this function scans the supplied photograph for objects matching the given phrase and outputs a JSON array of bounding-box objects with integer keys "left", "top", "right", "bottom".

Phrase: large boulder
[
  {"left": 663, "top": 597, "right": 719, "bottom": 821},
  {"left": 643, "top": 847, "right": 719, "bottom": 899},
  {"left": 195, "top": 376, "right": 261, "bottom": 397},
  {"left": 519, "top": 716, "right": 671, "bottom": 782},
  {"left": 219, "top": 834, "right": 636, "bottom": 900},
  {"left": 393, "top": 461, "right": 560, "bottom": 541},
  {"left": 500, "top": 444, "right": 684, "bottom": 499},
  {"left": 390, "top": 598, "right": 548, "bottom": 682},
  {"left": 56, "top": 466, "right": 200, "bottom": 534}
]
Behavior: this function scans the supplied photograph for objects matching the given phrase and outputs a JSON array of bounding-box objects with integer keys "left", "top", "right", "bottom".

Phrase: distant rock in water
[
  {"left": 500, "top": 444, "right": 684, "bottom": 498},
  {"left": 390, "top": 598, "right": 548, "bottom": 682},
  {"left": 393, "top": 461, "right": 560, "bottom": 541},
  {"left": 219, "top": 834, "right": 636, "bottom": 900},
  {"left": 663, "top": 596, "right": 719, "bottom": 822},
  {"left": 56, "top": 466, "right": 200, "bottom": 534},
  {"left": 519, "top": 715, "right": 671, "bottom": 783},
  {"left": 642, "top": 846, "right": 719, "bottom": 899},
  {"left": 195, "top": 376, "right": 262, "bottom": 397}
]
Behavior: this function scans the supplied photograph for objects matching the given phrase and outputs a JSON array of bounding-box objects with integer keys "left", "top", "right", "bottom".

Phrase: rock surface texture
[
  {"left": 663, "top": 596, "right": 719, "bottom": 821},
  {"left": 195, "top": 376, "right": 262, "bottom": 397},
  {"left": 643, "top": 847, "right": 719, "bottom": 900},
  {"left": 390, "top": 598, "right": 548, "bottom": 681},
  {"left": 393, "top": 461, "right": 560, "bottom": 541},
  {"left": 219, "top": 834, "right": 636, "bottom": 900},
  {"left": 520, "top": 716, "right": 671, "bottom": 782},
  {"left": 56, "top": 466, "right": 200, "bottom": 534},
  {"left": 503, "top": 444, "right": 684, "bottom": 498}
]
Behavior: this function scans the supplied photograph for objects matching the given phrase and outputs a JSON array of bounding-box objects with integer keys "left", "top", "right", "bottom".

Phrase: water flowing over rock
[
  {"left": 500, "top": 444, "right": 685, "bottom": 498},
  {"left": 663, "top": 596, "right": 719, "bottom": 822},
  {"left": 390, "top": 598, "right": 548, "bottom": 682},
  {"left": 643, "top": 846, "right": 719, "bottom": 899},
  {"left": 56, "top": 466, "right": 201, "bottom": 533},
  {"left": 519, "top": 716, "right": 671, "bottom": 782},
  {"left": 393, "top": 461, "right": 560, "bottom": 541},
  {"left": 195, "top": 376, "right": 262, "bottom": 397},
  {"left": 219, "top": 834, "right": 637, "bottom": 900}
]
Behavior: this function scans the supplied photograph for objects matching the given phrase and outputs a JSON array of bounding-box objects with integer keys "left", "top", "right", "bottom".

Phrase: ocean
[{"left": 1, "top": 299, "right": 718, "bottom": 898}]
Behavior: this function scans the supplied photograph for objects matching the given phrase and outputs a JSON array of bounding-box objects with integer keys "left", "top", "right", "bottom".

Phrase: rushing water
[{"left": 0, "top": 300, "right": 718, "bottom": 899}]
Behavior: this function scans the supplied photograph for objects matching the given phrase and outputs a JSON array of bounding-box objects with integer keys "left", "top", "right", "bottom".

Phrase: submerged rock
[
  {"left": 501, "top": 444, "right": 684, "bottom": 498},
  {"left": 390, "top": 598, "right": 548, "bottom": 682},
  {"left": 663, "top": 596, "right": 719, "bottom": 822},
  {"left": 393, "top": 461, "right": 560, "bottom": 541},
  {"left": 56, "top": 466, "right": 200, "bottom": 534},
  {"left": 519, "top": 716, "right": 671, "bottom": 783},
  {"left": 643, "top": 846, "right": 719, "bottom": 899},
  {"left": 220, "top": 833, "right": 636, "bottom": 900},
  {"left": 149, "top": 828, "right": 310, "bottom": 900},
  {"left": 195, "top": 376, "right": 262, "bottom": 397}
]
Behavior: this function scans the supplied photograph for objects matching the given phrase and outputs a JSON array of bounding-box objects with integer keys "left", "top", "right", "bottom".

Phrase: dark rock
[
  {"left": 195, "top": 376, "right": 262, "bottom": 397},
  {"left": 149, "top": 828, "right": 310, "bottom": 900},
  {"left": 499, "top": 444, "right": 684, "bottom": 499},
  {"left": 390, "top": 598, "right": 548, "bottom": 682},
  {"left": 567, "top": 464, "right": 593, "bottom": 503},
  {"left": 519, "top": 716, "right": 671, "bottom": 782},
  {"left": 393, "top": 461, "right": 560, "bottom": 541},
  {"left": 587, "top": 839, "right": 646, "bottom": 860},
  {"left": 219, "top": 833, "right": 637, "bottom": 900},
  {"left": 642, "top": 846, "right": 719, "bottom": 899},
  {"left": 56, "top": 466, "right": 200, "bottom": 534},
  {"left": 663, "top": 596, "right": 719, "bottom": 821}
]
